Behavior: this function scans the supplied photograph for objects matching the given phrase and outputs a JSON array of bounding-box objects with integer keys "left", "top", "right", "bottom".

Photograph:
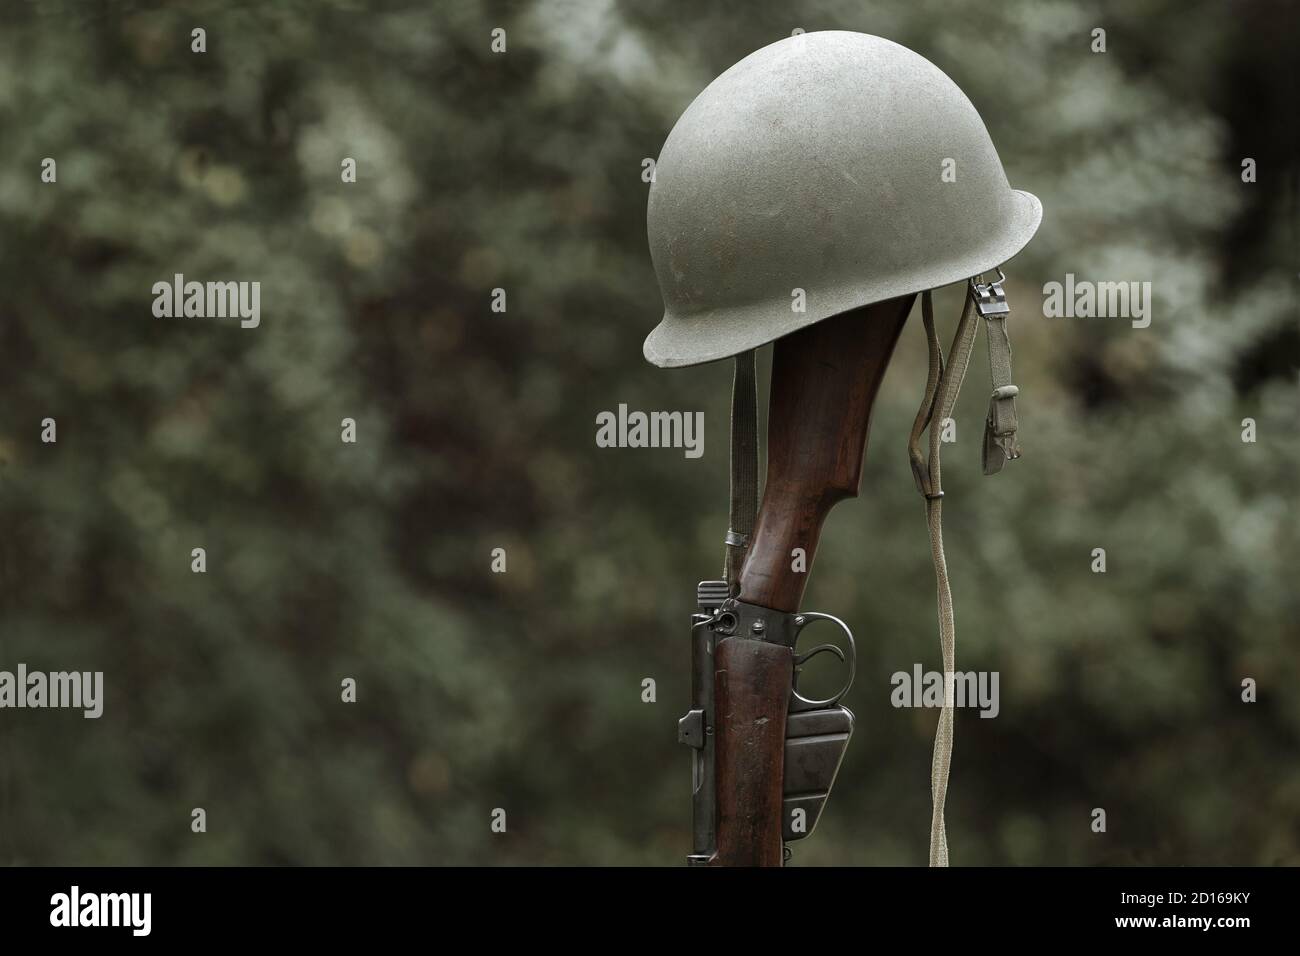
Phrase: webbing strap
[
  {"left": 910, "top": 289, "right": 978, "bottom": 868},
  {"left": 909, "top": 290, "right": 979, "bottom": 500},
  {"left": 723, "top": 350, "right": 759, "bottom": 594},
  {"left": 909, "top": 277, "right": 1021, "bottom": 867}
]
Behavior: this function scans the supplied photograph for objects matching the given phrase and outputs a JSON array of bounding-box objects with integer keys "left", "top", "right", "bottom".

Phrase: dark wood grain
[
  {"left": 737, "top": 296, "right": 914, "bottom": 612},
  {"left": 711, "top": 635, "right": 792, "bottom": 867}
]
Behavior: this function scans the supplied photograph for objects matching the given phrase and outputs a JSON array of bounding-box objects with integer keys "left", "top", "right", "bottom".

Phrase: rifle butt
[{"left": 739, "top": 296, "right": 914, "bottom": 611}]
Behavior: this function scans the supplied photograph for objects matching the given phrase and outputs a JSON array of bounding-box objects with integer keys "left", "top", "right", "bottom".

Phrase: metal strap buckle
[
  {"left": 723, "top": 529, "right": 749, "bottom": 548},
  {"left": 970, "top": 267, "right": 1009, "bottom": 316},
  {"left": 987, "top": 383, "right": 1020, "bottom": 449}
]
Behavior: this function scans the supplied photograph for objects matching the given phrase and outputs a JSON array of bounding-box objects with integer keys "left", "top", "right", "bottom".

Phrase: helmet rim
[{"left": 645, "top": 187, "right": 1041, "bottom": 369}]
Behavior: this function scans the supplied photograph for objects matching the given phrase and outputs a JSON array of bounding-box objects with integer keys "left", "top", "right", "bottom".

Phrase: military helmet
[{"left": 644, "top": 30, "right": 1041, "bottom": 368}]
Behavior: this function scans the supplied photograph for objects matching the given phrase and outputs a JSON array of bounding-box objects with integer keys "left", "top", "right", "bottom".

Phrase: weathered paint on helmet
[{"left": 645, "top": 31, "right": 1041, "bottom": 368}]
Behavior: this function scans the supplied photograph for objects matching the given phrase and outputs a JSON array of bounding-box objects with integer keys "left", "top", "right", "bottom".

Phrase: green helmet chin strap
[
  {"left": 907, "top": 270, "right": 1021, "bottom": 865},
  {"left": 720, "top": 271, "right": 1022, "bottom": 866}
]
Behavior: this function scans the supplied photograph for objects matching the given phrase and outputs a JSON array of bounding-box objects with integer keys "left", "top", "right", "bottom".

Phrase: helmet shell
[{"left": 645, "top": 31, "right": 1041, "bottom": 368}]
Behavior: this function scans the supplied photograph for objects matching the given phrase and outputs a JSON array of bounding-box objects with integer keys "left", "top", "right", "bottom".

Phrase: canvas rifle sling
[{"left": 724, "top": 350, "right": 759, "bottom": 594}]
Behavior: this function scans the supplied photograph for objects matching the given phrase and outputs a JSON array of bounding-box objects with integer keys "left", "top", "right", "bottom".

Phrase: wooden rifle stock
[{"left": 711, "top": 296, "right": 914, "bottom": 866}]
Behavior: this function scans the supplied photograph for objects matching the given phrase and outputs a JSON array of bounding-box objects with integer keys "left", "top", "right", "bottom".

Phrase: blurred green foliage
[{"left": 0, "top": 0, "right": 1296, "bottom": 865}]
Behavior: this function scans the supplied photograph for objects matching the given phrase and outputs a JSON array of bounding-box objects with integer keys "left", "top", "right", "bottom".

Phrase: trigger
[{"left": 794, "top": 643, "right": 846, "bottom": 667}]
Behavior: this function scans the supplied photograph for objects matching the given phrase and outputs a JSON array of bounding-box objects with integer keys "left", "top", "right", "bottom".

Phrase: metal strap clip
[{"left": 970, "top": 267, "right": 1009, "bottom": 316}]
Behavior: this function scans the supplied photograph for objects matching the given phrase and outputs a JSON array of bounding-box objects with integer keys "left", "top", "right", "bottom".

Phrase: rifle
[{"left": 678, "top": 295, "right": 914, "bottom": 866}]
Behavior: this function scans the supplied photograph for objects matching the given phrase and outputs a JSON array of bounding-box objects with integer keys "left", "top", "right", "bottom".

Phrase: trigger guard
[{"left": 790, "top": 611, "right": 856, "bottom": 710}]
